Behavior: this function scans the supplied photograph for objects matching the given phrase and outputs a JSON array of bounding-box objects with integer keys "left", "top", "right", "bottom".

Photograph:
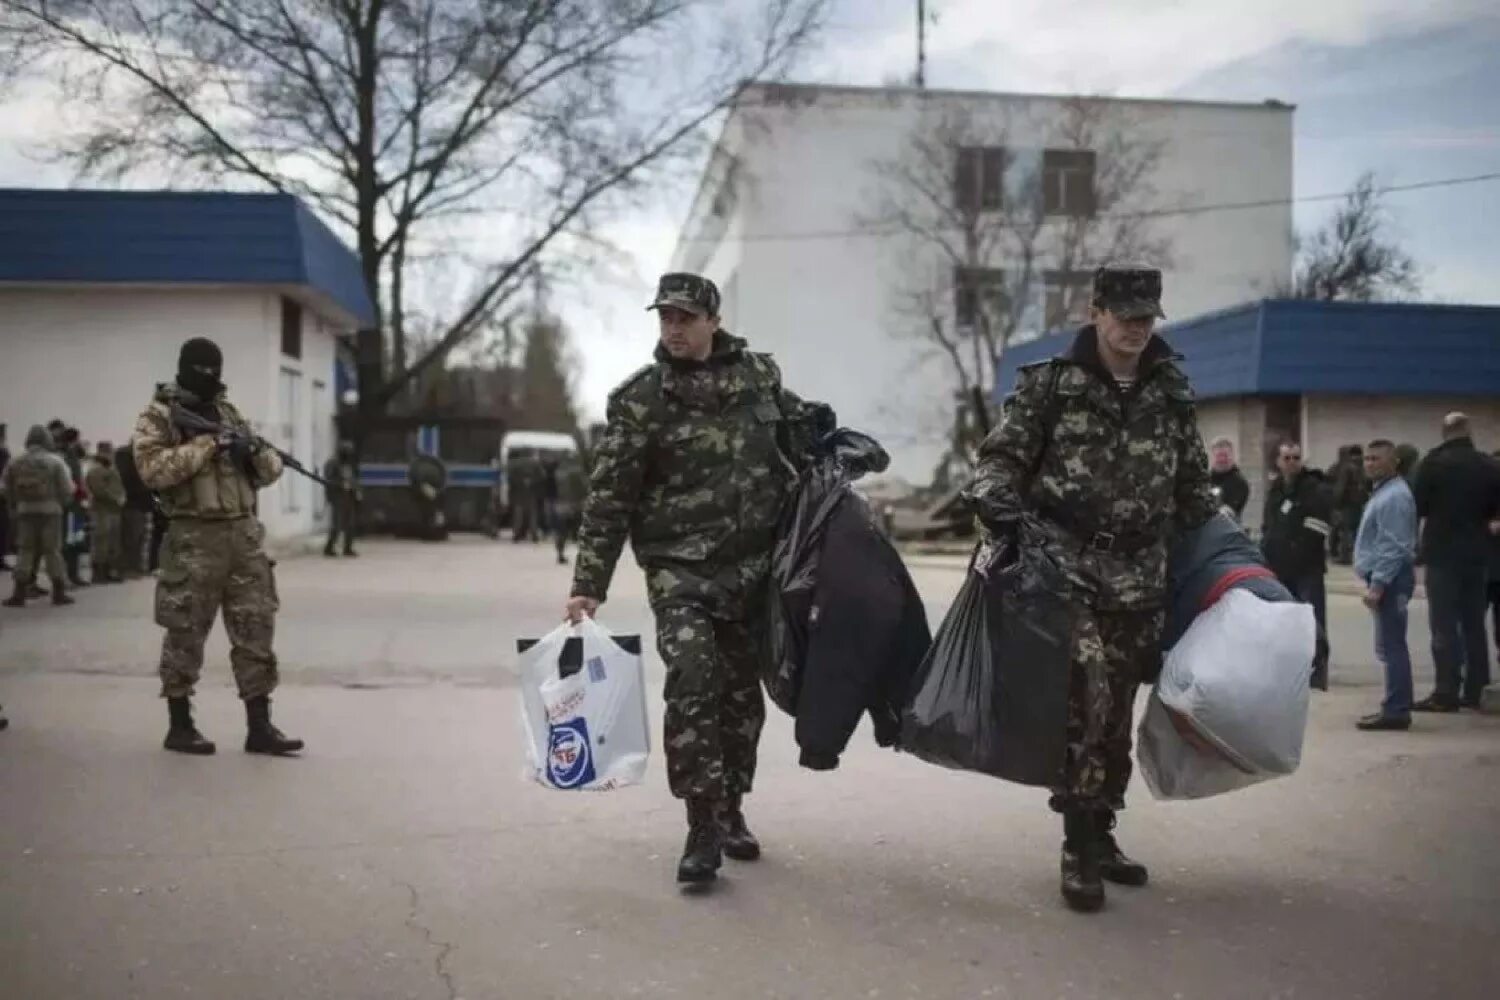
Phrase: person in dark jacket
[
  {"left": 1410, "top": 414, "right": 1500, "bottom": 711},
  {"left": 1328, "top": 445, "right": 1368, "bottom": 565},
  {"left": 1261, "top": 440, "right": 1333, "bottom": 689},
  {"left": 1488, "top": 450, "right": 1500, "bottom": 666},
  {"left": 0, "top": 423, "right": 11, "bottom": 571},
  {"left": 1207, "top": 438, "right": 1250, "bottom": 522}
]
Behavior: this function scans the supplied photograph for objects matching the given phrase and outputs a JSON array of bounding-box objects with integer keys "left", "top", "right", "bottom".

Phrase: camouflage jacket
[
  {"left": 572, "top": 331, "right": 813, "bottom": 618},
  {"left": 132, "top": 383, "right": 284, "bottom": 520},
  {"left": 966, "top": 326, "right": 1217, "bottom": 612},
  {"left": 84, "top": 461, "right": 128, "bottom": 512}
]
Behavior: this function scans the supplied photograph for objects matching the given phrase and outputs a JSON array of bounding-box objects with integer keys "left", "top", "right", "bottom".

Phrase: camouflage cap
[
  {"left": 1092, "top": 264, "right": 1165, "bottom": 319},
  {"left": 646, "top": 272, "right": 721, "bottom": 317}
]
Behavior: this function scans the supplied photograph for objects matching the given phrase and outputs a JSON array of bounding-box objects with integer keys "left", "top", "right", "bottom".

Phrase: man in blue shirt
[{"left": 1354, "top": 441, "right": 1420, "bottom": 731}]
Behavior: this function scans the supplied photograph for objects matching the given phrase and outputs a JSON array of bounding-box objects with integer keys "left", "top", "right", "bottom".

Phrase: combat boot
[
  {"left": 677, "top": 798, "right": 723, "bottom": 885},
  {"left": 50, "top": 578, "right": 75, "bottom": 607},
  {"left": 243, "top": 695, "right": 304, "bottom": 755},
  {"left": 1060, "top": 809, "right": 1105, "bottom": 913},
  {"left": 716, "top": 795, "right": 762, "bottom": 861},
  {"left": 2, "top": 581, "right": 25, "bottom": 608},
  {"left": 163, "top": 696, "right": 216, "bottom": 755},
  {"left": 1094, "top": 808, "right": 1148, "bottom": 887}
]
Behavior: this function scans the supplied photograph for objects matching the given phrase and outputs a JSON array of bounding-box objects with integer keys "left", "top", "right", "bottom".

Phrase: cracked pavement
[{"left": 2, "top": 537, "right": 1499, "bottom": 998}]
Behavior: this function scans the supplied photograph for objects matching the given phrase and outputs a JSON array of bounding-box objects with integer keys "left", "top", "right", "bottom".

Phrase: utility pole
[{"left": 916, "top": 0, "right": 927, "bottom": 88}]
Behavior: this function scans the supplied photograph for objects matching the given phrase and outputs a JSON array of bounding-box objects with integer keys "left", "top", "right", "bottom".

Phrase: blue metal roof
[
  {"left": 0, "top": 189, "right": 375, "bottom": 327},
  {"left": 995, "top": 299, "right": 1500, "bottom": 400}
]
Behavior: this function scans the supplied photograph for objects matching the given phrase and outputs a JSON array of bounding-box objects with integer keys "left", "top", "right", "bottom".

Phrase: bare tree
[
  {"left": 863, "top": 96, "right": 1172, "bottom": 461},
  {"left": 867, "top": 97, "right": 1173, "bottom": 402},
  {"left": 0, "top": 0, "right": 827, "bottom": 408},
  {"left": 1291, "top": 172, "right": 1420, "bottom": 302}
]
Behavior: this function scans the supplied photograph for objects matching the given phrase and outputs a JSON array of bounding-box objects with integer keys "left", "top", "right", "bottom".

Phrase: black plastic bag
[
  {"left": 763, "top": 429, "right": 890, "bottom": 715},
  {"left": 899, "top": 521, "right": 1077, "bottom": 787}
]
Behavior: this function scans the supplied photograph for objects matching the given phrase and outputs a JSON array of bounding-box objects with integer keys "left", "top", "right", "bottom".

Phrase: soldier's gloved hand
[
  {"left": 214, "top": 431, "right": 237, "bottom": 454},
  {"left": 227, "top": 436, "right": 256, "bottom": 468},
  {"left": 564, "top": 595, "right": 600, "bottom": 623}
]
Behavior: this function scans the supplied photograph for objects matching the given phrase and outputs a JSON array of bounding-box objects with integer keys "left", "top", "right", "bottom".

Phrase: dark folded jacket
[
  {"left": 1165, "top": 513, "right": 1292, "bottom": 651},
  {"left": 763, "top": 430, "right": 931, "bottom": 770}
]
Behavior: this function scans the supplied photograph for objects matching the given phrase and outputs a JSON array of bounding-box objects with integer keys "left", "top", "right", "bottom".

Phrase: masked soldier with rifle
[{"left": 129, "top": 337, "right": 303, "bottom": 757}]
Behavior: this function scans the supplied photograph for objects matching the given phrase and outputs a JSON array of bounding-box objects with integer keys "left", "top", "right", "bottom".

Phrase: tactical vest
[{"left": 7, "top": 451, "right": 61, "bottom": 508}]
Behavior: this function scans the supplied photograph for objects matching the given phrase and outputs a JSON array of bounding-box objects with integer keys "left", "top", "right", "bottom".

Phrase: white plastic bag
[
  {"left": 1139, "top": 589, "right": 1314, "bottom": 801},
  {"left": 517, "top": 618, "right": 650, "bottom": 791}
]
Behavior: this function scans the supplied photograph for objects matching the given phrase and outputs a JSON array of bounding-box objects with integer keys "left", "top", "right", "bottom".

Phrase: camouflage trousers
[
  {"left": 155, "top": 518, "right": 280, "bottom": 701},
  {"left": 11, "top": 513, "right": 65, "bottom": 586},
  {"left": 655, "top": 604, "right": 767, "bottom": 801},
  {"left": 1049, "top": 607, "right": 1165, "bottom": 813},
  {"left": 91, "top": 508, "right": 122, "bottom": 577}
]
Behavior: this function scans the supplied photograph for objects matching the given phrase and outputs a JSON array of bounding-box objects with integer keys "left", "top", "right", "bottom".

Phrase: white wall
[
  {"left": 1303, "top": 395, "right": 1500, "bottom": 472},
  {"left": 0, "top": 285, "right": 342, "bottom": 541},
  {"left": 675, "top": 86, "right": 1294, "bottom": 481}
]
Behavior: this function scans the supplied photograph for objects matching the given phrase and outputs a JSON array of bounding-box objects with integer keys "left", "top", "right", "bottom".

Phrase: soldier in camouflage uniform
[
  {"left": 565, "top": 273, "right": 819, "bottom": 887},
  {"left": 131, "top": 337, "right": 303, "bottom": 757},
  {"left": 966, "top": 265, "right": 1217, "bottom": 913},
  {"left": 85, "top": 442, "right": 128, "bottom": 583},
  {"left": 2, "top": 425, "right": 77, "bottom": 608}
]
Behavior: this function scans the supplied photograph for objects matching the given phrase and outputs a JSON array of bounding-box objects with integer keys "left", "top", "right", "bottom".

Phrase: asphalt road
[{"left": 2, "top": 537, "right": 1498, "bottom": 999}]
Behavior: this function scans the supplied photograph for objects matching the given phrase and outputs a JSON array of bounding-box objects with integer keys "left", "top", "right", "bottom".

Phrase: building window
[
  {"left": 1043, "top": 270, "right": 1093, "bottom": 330},
  {"left": 954, "top": 146, "right": 1005, "bottom": 213},
  {"left": 1043, "top": 149, "right": 1096, "bottom": 217},
  {"left": 954, "top": 267, "right": 1008, "bottom": 330},
  {"left": 278, "top": 368, "right": 302, "bottom": 514},
  {"left": 280, "top": 297, "right": 303, "bottom": 359}
]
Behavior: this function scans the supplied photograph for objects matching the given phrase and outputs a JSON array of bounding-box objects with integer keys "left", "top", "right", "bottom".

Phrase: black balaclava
[{"left": 177, "top": 337, "right": 226, "bottom": 401}]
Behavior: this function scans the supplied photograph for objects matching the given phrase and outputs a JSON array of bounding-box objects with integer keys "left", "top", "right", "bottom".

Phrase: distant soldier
[
  {"left": 85, "top": 441, "right": 128, "bottom": 583},
  {"left": 551, "top": 455, "right": 588, "bottom": 566},
  {"left": 131, "top": 337, "right": 302, "bottom": 757},
  {"left": 1, "top": 425, "right": 77, "bottom": 608},
  {"left": 323, "top": 440, "right": 361, "bottom": 557},
  {"left": 565, "top": 272, "right": 823, "bottom": 887},
  {"left": 967, "top": 264, "right": 1218, "bottom": 913},
  {"left": 509, "top": 455, "right": 541, "bottom": 542}
]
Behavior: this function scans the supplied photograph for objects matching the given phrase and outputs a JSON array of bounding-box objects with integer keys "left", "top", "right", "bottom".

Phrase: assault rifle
[{"left": 169, "top": 403, "right": 333, "bottom": 490}]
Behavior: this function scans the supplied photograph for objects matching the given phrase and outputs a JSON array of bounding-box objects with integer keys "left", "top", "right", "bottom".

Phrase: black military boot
[
  {"left": 677, "top": 798, "right": 723, "bottom": 885},
  {"left": 717, "top": 795, "right": 762, "bottom": 861},
  {"left": 1094, "top": 809, "right": 1149, "bottom": 887},
  {"left": 1060, "top": 809, "right": 1105, "bottom": 913},
  {"left": 244, "top": 695, "right": 304, "bottom": 755},
  {"left": 2, "top": 580, "right": 25, "bottom": 608},
  {"left": 50, "top": 578, "right": 75, "bottom": 607},
  {"left": 163, "top": 696, "right": 216, "bottom": 755}
]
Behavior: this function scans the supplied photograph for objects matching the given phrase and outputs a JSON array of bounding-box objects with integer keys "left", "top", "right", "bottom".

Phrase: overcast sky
[{"left": 3, "top": 0, "right": 1497, "bottom": 421}]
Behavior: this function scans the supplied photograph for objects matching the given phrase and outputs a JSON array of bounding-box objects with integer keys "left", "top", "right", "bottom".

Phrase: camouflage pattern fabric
[
  {"left": 85, "top": 461, "right": 127, "bottom": 512},
  {"left": 156, "top": 518, "right": 279, "bottom": 700},
  {"left": 11, "top": 512, "right": 65, "bottom": 585},
  {"left": 656, "top": 605, "right": 766, "bottom": 800},
  {"left": 131, "top": 383, "right": 283, "bottom": 519},
  {"left": 967, "top": 325, "right": 1215, "bottom": 815},
  {"left": 571, "top": 331, "right": 805, "bottom": 618},
  {"left": 1049, "top": 607, "right": 1165, "bottom": 812},
  {"left": 966, "top": 329, "right": 1217, "bottom": 612},
  {"left": 91, "top": 510, "right": 122, "bottom": 577},
  {"left": 3, "top": 429, "right": 74, "bottom": 515}
]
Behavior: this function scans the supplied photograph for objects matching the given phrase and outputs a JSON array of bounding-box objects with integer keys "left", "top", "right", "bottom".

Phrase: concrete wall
[
  {"left": 674, "top": 86, "right": 1295, "bottom": 481},
  {"left": 0, "top": 285, "right": 343, "bottom": 541},
  {"left": 1303, "top": 394, "right": 1500, "bottom": 472}
]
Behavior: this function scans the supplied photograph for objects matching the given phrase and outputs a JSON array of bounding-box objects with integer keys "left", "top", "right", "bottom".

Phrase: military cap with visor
[
  {"left": 646, "top": 272, "right": 721, "bottom": 317},
  {"left": 1092, "top": 264, "right": 1165, "bottom": 320}
]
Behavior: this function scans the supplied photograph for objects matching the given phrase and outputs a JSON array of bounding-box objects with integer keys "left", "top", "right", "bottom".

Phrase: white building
[
  {"left": 0, "top": 189, "right": 374, "bottom": 542},
  {"left": 671, "top": 82, "right": 1295, "bottom": 480}
]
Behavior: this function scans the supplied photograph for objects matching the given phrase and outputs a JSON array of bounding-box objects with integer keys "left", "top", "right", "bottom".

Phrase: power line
[{"left": 678, "top": 169, "right": 1500, "bottom": 245}]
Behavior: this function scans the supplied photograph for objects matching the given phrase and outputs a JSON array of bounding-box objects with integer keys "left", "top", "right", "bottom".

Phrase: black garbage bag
[
  {"left": 763, "top": 428, "right": 892, "bottom": 715},
  {"left": 899, "top": 518, "right": 1077, "bottom": 787}
]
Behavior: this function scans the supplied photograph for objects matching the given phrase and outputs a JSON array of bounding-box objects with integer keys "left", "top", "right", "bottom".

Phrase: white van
[{"left": 497, "top": 430, "right": 580, "bottom": 516}]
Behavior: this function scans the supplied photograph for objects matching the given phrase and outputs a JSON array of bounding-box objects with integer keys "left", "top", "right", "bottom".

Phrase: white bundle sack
[
  {"left": 517, "top": 618, "right": 651, "bottom": 791},
  {"left": 1139, "top": 588, "right": 1315, "bottom": 801}
]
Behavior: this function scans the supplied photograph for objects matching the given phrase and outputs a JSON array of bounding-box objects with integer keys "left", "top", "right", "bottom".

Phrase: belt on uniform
[{"left": 1037, "top": 504, "right": 1162, "bottom": 555}]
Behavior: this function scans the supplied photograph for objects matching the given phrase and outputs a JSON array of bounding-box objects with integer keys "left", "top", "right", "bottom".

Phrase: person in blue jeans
[{"left": 1354, "top": 441, "right": 1419, "bottom": 731}]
